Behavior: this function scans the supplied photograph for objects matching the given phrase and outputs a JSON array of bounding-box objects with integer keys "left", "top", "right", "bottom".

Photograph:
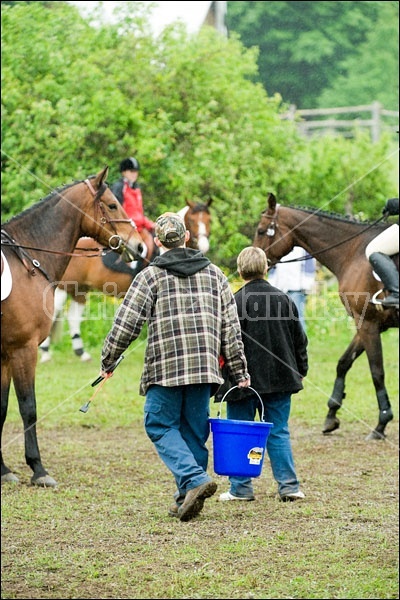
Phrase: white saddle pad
[{"left": 1, "top": 251, "right": 12, "bottom": 301}]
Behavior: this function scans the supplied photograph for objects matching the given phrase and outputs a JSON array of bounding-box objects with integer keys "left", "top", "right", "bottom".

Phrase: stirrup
[
  {"left": 371, "top": 289, "right": 399, "bottom": 308},
  {"left": 370, "top": 289, "right": 385, "bottom": 305}
]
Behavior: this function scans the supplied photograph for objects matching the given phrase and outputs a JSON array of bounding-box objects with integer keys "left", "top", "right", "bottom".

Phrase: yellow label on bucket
[{"left": 248, "top": 447, "right": 263, "bottom": 464}]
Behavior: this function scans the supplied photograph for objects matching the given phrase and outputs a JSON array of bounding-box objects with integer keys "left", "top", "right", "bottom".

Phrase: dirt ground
[{"left": 1, "top": 417, "right": 399, "bottom": 599}]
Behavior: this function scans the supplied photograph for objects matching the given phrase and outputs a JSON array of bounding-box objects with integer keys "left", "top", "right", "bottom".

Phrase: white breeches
[{"left": 365, "top": 224, "right": 399, "bottom": 258}]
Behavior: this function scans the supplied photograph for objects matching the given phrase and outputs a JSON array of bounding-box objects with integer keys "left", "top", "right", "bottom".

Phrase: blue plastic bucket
[{"left": 209, "top": 386, "right": 273, "bottom": 477}]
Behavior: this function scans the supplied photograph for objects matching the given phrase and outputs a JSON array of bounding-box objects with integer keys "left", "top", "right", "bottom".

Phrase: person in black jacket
[{"left": 217, "top": 246, "right": 308, "bottom": 502}]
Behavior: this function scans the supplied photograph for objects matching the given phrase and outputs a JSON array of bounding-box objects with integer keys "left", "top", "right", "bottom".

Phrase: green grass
[{"left": 1, "top": 292, "right": 398, "bottom": 599}]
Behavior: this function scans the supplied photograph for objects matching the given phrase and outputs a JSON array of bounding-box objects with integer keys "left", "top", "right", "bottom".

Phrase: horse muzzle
[{"left": 108, "top": 234, "right": 145, "bottom": 262}]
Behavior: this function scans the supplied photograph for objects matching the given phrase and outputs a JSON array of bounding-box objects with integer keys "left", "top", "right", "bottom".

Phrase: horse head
[
  {"left": 80, "top": 166, "right": 144, "bottom": 261},
  {"left": 184, "top": 198, "right": 212, "bottom": 253},
  {"left": 253, "top": 193, "right": 294, "bottom": 266}
]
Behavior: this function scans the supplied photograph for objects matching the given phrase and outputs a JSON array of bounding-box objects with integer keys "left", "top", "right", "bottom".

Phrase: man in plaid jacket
[{"left": 100, "top": 213, "right": 250, "bottom": 521}]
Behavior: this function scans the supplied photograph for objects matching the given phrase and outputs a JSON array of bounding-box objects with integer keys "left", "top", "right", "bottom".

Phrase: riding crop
[{"left": 79, "top": 355, "right": 124, "bottom": 413}]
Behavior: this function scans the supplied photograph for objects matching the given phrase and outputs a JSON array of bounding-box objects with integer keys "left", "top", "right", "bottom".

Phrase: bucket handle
[{"left": 217, "top": 386, "right": 265, "bottom": 422}]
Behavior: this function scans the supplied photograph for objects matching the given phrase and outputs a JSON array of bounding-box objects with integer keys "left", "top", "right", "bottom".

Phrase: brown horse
[
  {"left": 253, "top": 192, "right": 398, "bottom": 440},
  {"left": 1, "top": 166, "right": 144, "bottom": 487},
  {"left": 39, "top": 198, "right": 212, "bottom": 362}
]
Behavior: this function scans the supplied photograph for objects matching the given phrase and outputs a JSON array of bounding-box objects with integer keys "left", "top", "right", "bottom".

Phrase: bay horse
[
  {"left": 39, "top": 198, "right": 212, "bottom": 362},
  {"left": 1, "top": 166, "right": 144, "bottom": 487},
  {"left": 253, "top": 192, "right": 398, "bottom": 440}
]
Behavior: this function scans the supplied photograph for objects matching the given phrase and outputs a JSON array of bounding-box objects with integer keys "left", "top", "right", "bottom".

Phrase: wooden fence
[{"left": 283, "top": 101, "right": 398, "bottom": 142}]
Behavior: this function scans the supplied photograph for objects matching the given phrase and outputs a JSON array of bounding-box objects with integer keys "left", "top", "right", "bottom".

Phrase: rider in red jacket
[{"left": 111, "top": 157, "right": 155, "bottom": 260}]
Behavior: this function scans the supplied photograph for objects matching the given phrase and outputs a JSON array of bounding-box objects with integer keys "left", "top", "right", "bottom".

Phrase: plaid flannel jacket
[{"left": 101, "top": 262, "right": 248, "bottom": 396}]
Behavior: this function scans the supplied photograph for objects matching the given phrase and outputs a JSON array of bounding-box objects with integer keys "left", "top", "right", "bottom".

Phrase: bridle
[
  {"left": 259, "top": 205, "right": 280, "bottom": 240},
  {"left": 256, "top": 204, "right": 289, "bottom": 264},
  {"left": 83, "top": 178, "right": 137, "bottom": 251},
  {"left": 257, "top": 203, "right": 387, "bottom": 263},
  {"left": 1, "top": 178, "right": 142, "bottom": 279}
]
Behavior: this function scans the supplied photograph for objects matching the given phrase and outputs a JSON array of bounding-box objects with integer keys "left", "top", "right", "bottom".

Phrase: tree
[
  {"left": 226, "top": 1, "right": 398, "bottom": 110},
  {"left": 318, "top": 2, "right": 399, "bottom": 111},
  {"left": 1, "top": 1, "right": 397, "bottom": 270}
]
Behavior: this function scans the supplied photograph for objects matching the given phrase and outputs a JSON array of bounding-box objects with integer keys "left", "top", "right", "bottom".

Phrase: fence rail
[{"left": 283, "top": 101, "right": 398, "bottom": 141}]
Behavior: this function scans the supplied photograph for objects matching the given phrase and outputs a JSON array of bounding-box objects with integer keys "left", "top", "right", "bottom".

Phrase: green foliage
[
  {"left": 1, "top": 1, "right": 398, "bottom": 272},
  {"left": 2, "top": 293, "right": 398, "bottom": 599},
  {"left": 226, "top": 1, "right": 398, "bottom": 110},
  {"left": 318, "top": 2, "right": 399, "bottom": 111}
]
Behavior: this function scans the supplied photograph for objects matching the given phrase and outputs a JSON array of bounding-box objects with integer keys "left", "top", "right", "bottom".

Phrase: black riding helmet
[{"left": 120, "top": 157, "right": 140, "bottom": 172}]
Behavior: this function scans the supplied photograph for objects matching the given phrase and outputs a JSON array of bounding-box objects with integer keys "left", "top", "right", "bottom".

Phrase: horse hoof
[
  {"left": 31, "top": 475, "right": 58, "bottom": 488},
  {"left": 40, "top": 351, "right": 52, "bottom": 364},
  {"left": 365, "top": 430, "right": 386, "bottom": 441},
  {"left": 1, "top": 472, "right": 20, "bottom": 484},
  {"left": 80, "top": 352, "right": 92, "bottom": 362},
  {"left": 322, "top": 418, "right": 340, "bottom": 434}
]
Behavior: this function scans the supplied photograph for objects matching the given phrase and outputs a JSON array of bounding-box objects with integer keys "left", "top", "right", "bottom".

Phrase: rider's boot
[{"left": 369, "top": 252, "right": 399, "bottom": 307}]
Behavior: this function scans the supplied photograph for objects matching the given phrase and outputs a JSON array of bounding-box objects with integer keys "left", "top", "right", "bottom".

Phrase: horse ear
[
  {"left": 207, "top": 196, "right": 213, "bottom": 206},
  {"left": 94, "top": 166, "right": 109, "bottom": 188},
  {"left": 267, "top": 192, "right": 276, "bottom": 211},
  {"left": 186, "top": 199, "right": 196, "bottom": 209}
]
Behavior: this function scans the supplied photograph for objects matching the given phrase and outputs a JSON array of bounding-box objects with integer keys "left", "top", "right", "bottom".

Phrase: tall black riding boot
[{"left": 369, "top": 252, "right": 399, "bottom": 307}]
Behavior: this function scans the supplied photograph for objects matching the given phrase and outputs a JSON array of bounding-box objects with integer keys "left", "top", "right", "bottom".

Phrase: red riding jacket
[{"left": 111, "top": 179, "right": 155, "bottom": 233}]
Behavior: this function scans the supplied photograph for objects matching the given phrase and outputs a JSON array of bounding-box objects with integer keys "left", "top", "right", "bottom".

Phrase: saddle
[{"left": 101, "top": 250, "right": 144, "bottom": 276}]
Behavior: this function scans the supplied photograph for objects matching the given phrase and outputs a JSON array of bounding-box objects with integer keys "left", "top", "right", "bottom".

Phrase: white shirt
[{"left": 267, "top": 246, "right": 316, "bottom": 294}]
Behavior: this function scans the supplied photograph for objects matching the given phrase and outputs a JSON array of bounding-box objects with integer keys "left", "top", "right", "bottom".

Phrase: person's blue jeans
[
  {"left": 144, "top": 383, "right": 213, "bottom": 503},
  {"left": 226, "top": 392, "right": 300, "bottom": 498}
]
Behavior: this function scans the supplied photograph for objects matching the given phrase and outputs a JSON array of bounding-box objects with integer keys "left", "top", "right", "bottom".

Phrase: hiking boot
[
  {"left": 280, "top": 490, "right": 305, "bottom": 502},
  {"left": 219, "top": 491, "right": 255, "bottom": 501},
  {"left": 177, "top": 481, "right": 217, "bottom": 522},
  {"left": 168, "top": 500, "right": 203, "bottom": 518},
  {"left": 168, "top": 503, "right": 180, "bottom": 518}
]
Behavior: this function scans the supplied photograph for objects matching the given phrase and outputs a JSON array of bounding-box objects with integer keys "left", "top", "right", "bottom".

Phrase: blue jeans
[
  {"left": 226, "top": 392, "right": 300, "bottom": 498},
  {"left": 144, "top": 384, "right": 213, "bottom": 503}
]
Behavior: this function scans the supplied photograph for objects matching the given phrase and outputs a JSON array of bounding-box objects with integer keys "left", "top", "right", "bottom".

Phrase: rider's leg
[
  {"left": 366, "top": 224, "right": 399, "bottom": 307},
  {"left": 368, "top": 253, "right": 399, "bottom": 307}
]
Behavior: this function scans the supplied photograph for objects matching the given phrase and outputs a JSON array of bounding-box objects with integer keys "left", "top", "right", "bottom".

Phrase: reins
[
  {"left": 1, "top": 234, "right": 103, "bottom": 259},
  {"left": 1, "top": 177, "right": 136, "bottom": 261},
  {"left": 0, "top": 177, "right": 132, "bottom": 279},
  {"left": 262, "top": 206, "right": 387, "bottom": 264},
  {"left": 1, "top": 229, "right": 52, "bottom": 280}
]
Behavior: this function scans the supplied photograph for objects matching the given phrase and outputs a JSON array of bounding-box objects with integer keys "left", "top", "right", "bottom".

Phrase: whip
[{"left": 79, "top": 355, "right": 124, "bottom": 413}]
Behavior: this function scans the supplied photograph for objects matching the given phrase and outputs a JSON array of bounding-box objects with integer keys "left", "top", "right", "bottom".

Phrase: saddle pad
[{"left": 1, "top": 251, "right": 12, "bottom": 301}]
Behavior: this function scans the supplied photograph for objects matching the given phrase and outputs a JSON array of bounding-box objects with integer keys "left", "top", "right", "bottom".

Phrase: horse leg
[
  {"left": 67, "top": 296, "right": 91, "bottom": 362},
  {"left": 1, "top": 359, "right": 19, "bottom": 483},
  {"left": 39, "top": 288, "right": 68, "bottom": 363},
  {"left": 323, "top": 333, "right": 365, "bottom": 434},
  {"left": 11, "top": 346, "right": 57, "bottom": 487},
  {"left": 359, "top": 325, "right": 393, "bottom": 440}
]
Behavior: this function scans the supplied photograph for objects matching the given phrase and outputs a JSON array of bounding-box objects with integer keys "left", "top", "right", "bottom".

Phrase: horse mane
[
  {"left": 290, "top": 205, "right": 383, "bottom": 227},
  {"left": 3, "top": 180, "right": 83, "bottom": 225}
]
